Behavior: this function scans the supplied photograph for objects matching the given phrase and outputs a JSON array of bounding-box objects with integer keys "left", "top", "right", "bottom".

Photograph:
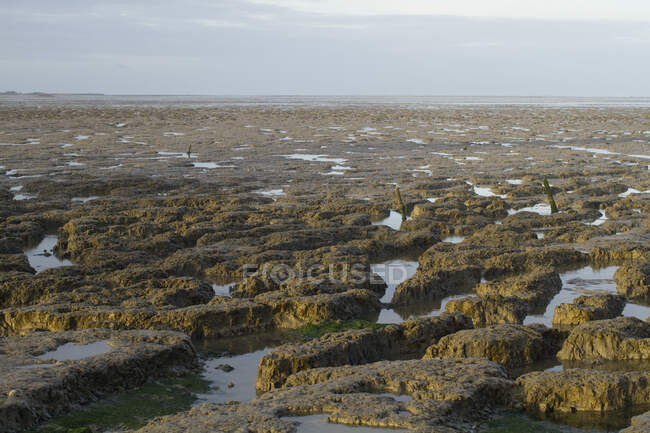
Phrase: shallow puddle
[
  {"left": 193, "top": 162, "right": 235, "bottom": 169},
  {"left": 212, "top": 282, "right": 235, "bottom": 297},
  {"left": 442, "top": 236, "right": 465, "bottom": 244},
  {"left": 285, "top": 414, "right": 407, "bottom": 433},
  {"left": 473, "top": 186, "right": 507, "bottom": 198},
  {"left": 71, "top": 196, "right": 99, "bottom": 203},
  {"left": 25, "top": 235, "right": 72, "bottom": 273},
  {"left": 524, "top": 265, "right": 649, "bottom": 326},
  {"left": 588, "top": 210, "right": 608, "bottom": 226},
  {"left": 371, "top": 259, "right": 419, "bottom": 304},
  {"left": 508, "top": 203, "right": 552, "bottom": 216},
  {"left": 619, "top": 187, "right": 650, "bottom": 197},
  {"left": 195, "top": 333, "right": 297, "bottom": 405},
  {"left": 255, "top": 189, "right": 286, "bottom": 198},
  {"left": 371, "top": 211, "right": 409, "bottom": 231},
  {"left": 37, "top": 341, "right": 112, "bottom": 362},
  {"left": 283, "top": 154, "right": 347, "bottom": 164}
]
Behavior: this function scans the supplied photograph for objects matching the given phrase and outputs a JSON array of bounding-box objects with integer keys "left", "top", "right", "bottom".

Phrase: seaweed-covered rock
[
  {"left": 0, "top": 289, "right": 381, "bottom": 338},
  {"left": 135, "top": 358, "right": 516, "bottom": 433},
  {"left": 445, "top": 295, "right": 528, "bottom": 327},
  {"left": 0, "top": 329, "right": 197, "bottom": 433},
  {"left": 475, "top": 270, "right": 562, "bottom": 313},
  {"left": 557, "top": 317, "right": 650, "bottom": 361},
  {"left": 517, "top": 369, "right": 650, "bottom": 412},
  {"left": 256, "top": 313, "right": 472, "bottom": 391},
  {"left": 423, "top": 324, "right": 547, "bottom": 368},
  {"left": 0, "top": 254, "right": 34, "bottom": 274},
  {"left": 615, "top": 262, "right": 650, "bottom": 303},
  {"left": 391, "top": 266, "right": 481, "bottom": 305},
  {"left": 552, "top": 294, "right": 625, "bottom": 327}
]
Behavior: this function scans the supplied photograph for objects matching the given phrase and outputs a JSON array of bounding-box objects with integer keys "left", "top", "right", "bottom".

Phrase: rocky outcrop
[
  {"left": 0, "top": 328, "right": 198, "bottom": 433},
  {"left": 517, "top": 369, "right": 650, "bottom": 412},
  {"left": 445, "top": 295, "right": 528, "bottom": 327},
  {"left": 391, "top": 266, "right": 481, "bottom": 305},
  {"left": 0, "top": 289, "right": 381, "bottom": 338},
  {"left": 615, "top": 262, "right": 650, "bottom": 303},
  {"left": 552, "top": 294, "right": 625, "bottom": 327},
  {"left": 423, "top": 324, "right": 549, "bottom": 368},
  {"left": 135, "top": 359, "right": 516, "bottom": 433},
  {"left": 557, "top": 317, "right": 650, "bottom": 361},
  {"left": 256, "top": 313, "right": 472, "bottom": 391},
  {"left": 0, "top": 254, "right": 34, "bottom": 274},
  {"left": 475, "top": 270, "right": 562, "bottom": 313}
]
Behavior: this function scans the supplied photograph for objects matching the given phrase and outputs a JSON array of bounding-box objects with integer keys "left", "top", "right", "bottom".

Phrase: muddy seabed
[{"left": 1, "top": 100, "right": 649, "bottom": 433}]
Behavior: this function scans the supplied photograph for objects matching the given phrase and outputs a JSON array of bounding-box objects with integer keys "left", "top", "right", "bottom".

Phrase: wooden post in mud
[
  {"left": 395, "top": 187, "right": 407, "bottom": 222},
  {"left": 543, "top": 178, "right": 558, "bottom": 214},
  {"left": 187, "top": 144, "right": 192, "bottom": 158}
]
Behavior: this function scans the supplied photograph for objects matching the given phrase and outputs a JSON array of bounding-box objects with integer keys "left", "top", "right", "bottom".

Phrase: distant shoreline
[{"left": 2, "top": 94, "right": 650, "bottom": 109}]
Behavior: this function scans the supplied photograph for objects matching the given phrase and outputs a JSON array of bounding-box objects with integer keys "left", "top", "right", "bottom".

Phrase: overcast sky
[{"left": 2, "top": 0, "right": 650, "bottom": 95}]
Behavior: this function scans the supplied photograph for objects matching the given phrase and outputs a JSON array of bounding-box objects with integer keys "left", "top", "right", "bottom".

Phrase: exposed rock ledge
[
  {"left": 557, "top": 317, "right": 650, "bottom": 362},
  {"left": 0, "top": 289, "right": 381, "bottom": 338},
  {"left": 0, "top": 328, "right": 197, "bottom": 433},
  {"left": 134, "top": 359, "right": 517, "bottom": 433},
  {"left": 517, "top": 369, "right": 650, "bottom": 413},
  {"left": 256, "top": 313, "right": 472, "bottom": 391}
]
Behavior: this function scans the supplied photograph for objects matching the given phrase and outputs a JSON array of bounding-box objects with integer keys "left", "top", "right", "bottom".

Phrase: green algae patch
[
  {"left": 28, "top": 374, "right": 210, "bottom": 433},
  {"left": 290, "top": 320, "right": 387, "bottom": 340}
]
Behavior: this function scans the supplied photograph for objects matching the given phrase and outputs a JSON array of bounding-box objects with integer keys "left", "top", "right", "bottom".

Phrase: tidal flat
[{"left": 0, "top": 98, "right": 649, "bottom": 433}]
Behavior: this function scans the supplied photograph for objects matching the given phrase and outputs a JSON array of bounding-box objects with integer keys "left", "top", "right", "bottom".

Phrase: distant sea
[{"left": 2, "top": 94, "right": 650, "bottom": 108}]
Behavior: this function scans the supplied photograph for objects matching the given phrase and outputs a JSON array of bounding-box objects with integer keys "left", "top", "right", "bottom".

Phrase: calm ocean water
[{"left": 2, "top": 94, "right": 650, "bottom": 108}]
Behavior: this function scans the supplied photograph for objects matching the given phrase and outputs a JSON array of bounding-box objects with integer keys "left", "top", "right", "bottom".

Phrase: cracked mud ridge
[{"left": 1, "top": 97, "right": 649, "bottom": 432}]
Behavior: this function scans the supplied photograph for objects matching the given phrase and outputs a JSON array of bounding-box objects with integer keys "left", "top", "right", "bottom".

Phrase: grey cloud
[{"left": 1, "top": 0, "right": 649, "bottom": 95}]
